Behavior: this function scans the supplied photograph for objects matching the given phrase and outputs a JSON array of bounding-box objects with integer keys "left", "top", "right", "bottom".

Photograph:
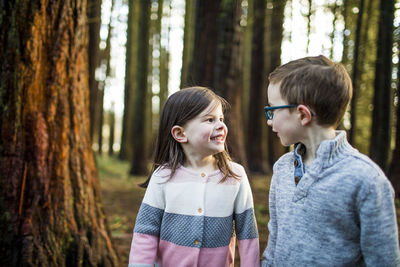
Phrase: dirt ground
[{"left": 97, "top": 155, "right": 400, "bottom": 266}]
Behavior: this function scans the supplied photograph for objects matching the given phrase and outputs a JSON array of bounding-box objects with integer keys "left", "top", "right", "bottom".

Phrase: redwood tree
[
  {"left": 246, "top": 0, "right": 270, "bottom": 174},
  {"left": 0, "top": 0, "right": 118, "bottom": 265},
  {"left": 388, "top": 27, "right": 400, "bottom": 197},
  {"left": 186, "top": 0, "right": 247, "bottom": 166},
  {"left": 369, "top": 0, "right": 395, "bottom": 171},
  {"left": 265, "top": 0, "right": 287, "bottom": 165}
]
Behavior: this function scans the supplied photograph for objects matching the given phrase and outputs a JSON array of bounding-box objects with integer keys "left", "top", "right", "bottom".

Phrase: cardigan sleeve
[
  {"left": 358, "top": 175, "right": 400, "bottom": 266},
  {"left": 233, "top": 165, "right": 260, "bottom": 267},
  {"left": 129, "top": 172, "right": 166, "bottom": 267},
  {"left": 261, "top": 173, "right": 277, "bottom": 267}
]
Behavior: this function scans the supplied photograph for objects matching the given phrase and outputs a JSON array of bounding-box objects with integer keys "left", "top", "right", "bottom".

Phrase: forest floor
[{"left": 97, "top": 155, "right": 400, "bottom": 266}]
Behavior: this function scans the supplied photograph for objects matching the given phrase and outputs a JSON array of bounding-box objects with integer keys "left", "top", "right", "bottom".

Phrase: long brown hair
[{"left": 140, "top": 86, "right": 238, "bottom": 188}]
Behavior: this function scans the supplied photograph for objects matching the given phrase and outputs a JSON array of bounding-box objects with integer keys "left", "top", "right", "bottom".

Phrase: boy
[{"left": 262, "top": 55, "right": 400, "bottom": 266}]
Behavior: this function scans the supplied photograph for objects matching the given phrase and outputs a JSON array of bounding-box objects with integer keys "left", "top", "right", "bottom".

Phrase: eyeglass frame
[{"left": 264, "top": 104, "right": 315, "bottom": 120}]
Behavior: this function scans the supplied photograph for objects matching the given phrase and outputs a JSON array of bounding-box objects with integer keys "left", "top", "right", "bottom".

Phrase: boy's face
[{"left": 267, "top": 82, "right": 302, "bottom": 147}]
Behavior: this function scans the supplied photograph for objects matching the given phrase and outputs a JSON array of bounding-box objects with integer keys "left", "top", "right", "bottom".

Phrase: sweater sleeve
[
  {"left": 358, "top": 175, "right": 400, "bottom": 266},
  {"left": 129, "top": 172, "right": 166, "bottom": 267},
  {"left": 233, "top": 165, "right": 260, "bottom": 267},
  {"left": 262, "top": 173, "right": 277, "bottom": 267}
]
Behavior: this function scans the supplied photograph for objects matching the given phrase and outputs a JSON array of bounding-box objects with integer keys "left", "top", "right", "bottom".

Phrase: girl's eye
[
  {"left": 220, "top": 117, "right": 224, "bottom": 122},
  {"left": 207, "top": 118, "right": 214, "bottom": 122}
]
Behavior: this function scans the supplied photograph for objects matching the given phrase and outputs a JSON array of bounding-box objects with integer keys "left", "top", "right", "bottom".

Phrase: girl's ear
[
  {"left": 297, "top": 105, "right": 312, "bottom": 126},
  {"left": 171, "top": 126, "right": 187, "bottom": 143}
]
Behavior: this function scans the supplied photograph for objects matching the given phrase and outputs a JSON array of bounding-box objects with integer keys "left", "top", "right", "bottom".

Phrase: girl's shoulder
[
  {"left": 228, "top": 161, "right": 247, "bottom": 178},
  {"left": 151, "top": 165, "right": 173, "bottom": 182}
]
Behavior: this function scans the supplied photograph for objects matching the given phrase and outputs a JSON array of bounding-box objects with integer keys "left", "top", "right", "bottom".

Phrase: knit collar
[{"left": 292, "top": 130, "right": 354, "bottom": 201}]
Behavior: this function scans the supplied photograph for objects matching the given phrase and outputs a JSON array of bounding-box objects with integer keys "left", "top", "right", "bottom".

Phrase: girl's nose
[
  {"left": 217, "top": 120, "right": 227, "bottom": 130},
  {"left": 267, "top": 119, "right": 273, "bottom": 127}
]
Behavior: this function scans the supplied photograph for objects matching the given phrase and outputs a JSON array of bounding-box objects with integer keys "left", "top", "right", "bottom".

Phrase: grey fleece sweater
[{"left": 262, "top": 131, "right": 400, "bottom": 266}]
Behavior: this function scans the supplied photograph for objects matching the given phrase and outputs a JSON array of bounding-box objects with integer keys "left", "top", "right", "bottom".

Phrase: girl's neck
[{"left": 183, "top": 155, "right": 217, "bottom": 174}]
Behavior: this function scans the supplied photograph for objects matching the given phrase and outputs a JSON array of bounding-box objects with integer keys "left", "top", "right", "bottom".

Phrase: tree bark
[
  {"left": 369, "top": 0, "right": 395, "bottom": 171},
  {"left": 130, "top": 0, "right": 151, "bottom": 175},
  {"left": 246, "top": 0, "right": 270, "bottom": 174},
  {"left": 388, "top": 26, "right": 400, "bottom": 197},
  {"left": 181, "top": 0, "right": 196, "bottom": 88},
  {"left": 266, "top": 0, "right": 288, "bottom": 165},
  {"left": 187, "top": 0, "right": 247, "bottom": 167},
  {"left": 0, "top": 0, "right": 119, "bottom": 266},
  {"left": 88, "top": 0, "right": 102, "bottom": 143},
  {"left": 120, "top": 0, "right": 139, "bottom": 161},
  {"left": 349, "top": 0, "right": 364, "bottom": 145}
]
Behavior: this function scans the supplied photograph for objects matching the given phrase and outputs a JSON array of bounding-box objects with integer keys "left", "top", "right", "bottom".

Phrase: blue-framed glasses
[{"left": 264, "top": 105, "right": 298, "bottom": 120}]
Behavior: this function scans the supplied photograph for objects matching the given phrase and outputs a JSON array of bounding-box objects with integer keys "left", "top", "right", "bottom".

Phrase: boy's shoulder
[{"left": 337, "top": 149, "right": 388, "bottom": 184}]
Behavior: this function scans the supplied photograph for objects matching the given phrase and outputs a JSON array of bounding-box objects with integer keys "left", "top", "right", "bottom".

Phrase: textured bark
[
  {"left": 246, "top": 0, "right": 270, "bottom": 174},
  {"left": 0, "top": 0, "right": 119, "bottom": 266},
  {"left": 369, "top": 0, "right": 394, "bottom": 171}
]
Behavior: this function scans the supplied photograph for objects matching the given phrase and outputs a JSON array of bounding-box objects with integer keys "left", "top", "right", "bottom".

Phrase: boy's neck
[{"left": 301, "top": 125, "right": 336, "bottom": 165}]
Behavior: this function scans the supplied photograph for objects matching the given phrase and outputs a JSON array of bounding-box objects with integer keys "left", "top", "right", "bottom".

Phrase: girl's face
[
  {"left": 181, "top": 101, "right": 227, "bottom": 158},
  {"left": 267, "top": 82, "right": 302, "bottom": 147}
]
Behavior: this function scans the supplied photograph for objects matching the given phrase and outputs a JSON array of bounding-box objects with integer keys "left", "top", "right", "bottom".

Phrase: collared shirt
[{"left": 262, "top": 131, "right": 400, "bottom": 266}]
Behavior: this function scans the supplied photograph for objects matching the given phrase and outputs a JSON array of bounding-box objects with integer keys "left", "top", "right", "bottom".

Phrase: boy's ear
[
  {"left": 297, "top": 105, "right": 312, "bottom": 126},
  {"left": 171, "top": 125, "right": 187, "bottom": 143}
]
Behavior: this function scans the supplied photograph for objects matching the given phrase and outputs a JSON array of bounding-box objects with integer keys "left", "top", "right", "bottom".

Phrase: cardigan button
[
  {"left": 201, "top": 173, "right": 206, "bottom": 177},
  {"left": 198, "top": 208, "right": 202, "bottom": 214},
  {"left": 294, "top": 176, "right": 301, "bottom": 184},
  {"left": 194, "top": 240, "right": 199, "bottom": 245},
  {"left": 294, "top": 159, "right": 299, "bottom": 167}
]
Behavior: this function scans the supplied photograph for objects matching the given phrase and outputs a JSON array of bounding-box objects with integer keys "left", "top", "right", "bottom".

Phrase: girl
[{"left": 129, "top": 87, "right": 260, "bottom": 267}]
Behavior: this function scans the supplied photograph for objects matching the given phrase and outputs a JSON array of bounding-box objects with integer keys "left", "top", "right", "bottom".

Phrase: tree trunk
[
  {"left": 349, "top": 0, "right": 364, "bottom": 145},
  {"left": 120, "top": 0, "right": 139, "bottom": 161},
  {"left": 388, "top": 27, "right": 400, "bottom": 197},
  {"left": 369, "top": 0, "right": 395, "bottom": 171},
  {"left": 97, "top": 0, "right": 114, "bottom": 155},
  {"left": 130, "top": 0, "right": 151, "bottom": 175},
  {"left": 266, "top": 0, "right": 287, "bottom": 166},
  {"left": 305, "top": 0, "right": 313, "bottom": 54},
  {"left": 246, "top": 0, "right": 270, "bottom": 174},
  {"left": 109, "top": 104, "right": 116, "bottom": 156},
  {"left": 0, "top": 0, "right": 119, "bottom": 266},
  {"left": 88, "top": 0, "right": 102, "bottom": 143},
  {"left": 181, "top": 0, "right": 196, "bottom": 88},
  {"left": 188, "top": 0, "right": 247, "bottom": 167},
  {"left": 215, "top": 0, "right": 247, "bottom": 166}
]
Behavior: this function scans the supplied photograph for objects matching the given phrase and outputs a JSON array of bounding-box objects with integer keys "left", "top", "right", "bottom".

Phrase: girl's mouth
[{"left": 210, "top": 135, "right": 225, "bottom": 142}]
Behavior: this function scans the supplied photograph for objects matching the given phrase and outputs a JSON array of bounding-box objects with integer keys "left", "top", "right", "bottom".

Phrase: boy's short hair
[{"left": 269, "top": 55, "right": 353, "bottom": 127}]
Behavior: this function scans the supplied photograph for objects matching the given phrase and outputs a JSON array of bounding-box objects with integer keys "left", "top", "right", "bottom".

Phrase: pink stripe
[
  {"left": 198, "top": 237, "right": 236, "bottom": 267},
  {"left": 238, "top": 238, "right": 260, "bottom": 267},
  {"left": 129, "top": 233, "right": 158, "bottom": 264},
  {"left": 158, "top": 238, "right": 236, "bottom": 267}
]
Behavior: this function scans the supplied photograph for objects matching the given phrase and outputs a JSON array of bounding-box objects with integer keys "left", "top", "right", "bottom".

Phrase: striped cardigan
[{"left": 129, "top": 162, "right": 260, "bottom": 267}]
